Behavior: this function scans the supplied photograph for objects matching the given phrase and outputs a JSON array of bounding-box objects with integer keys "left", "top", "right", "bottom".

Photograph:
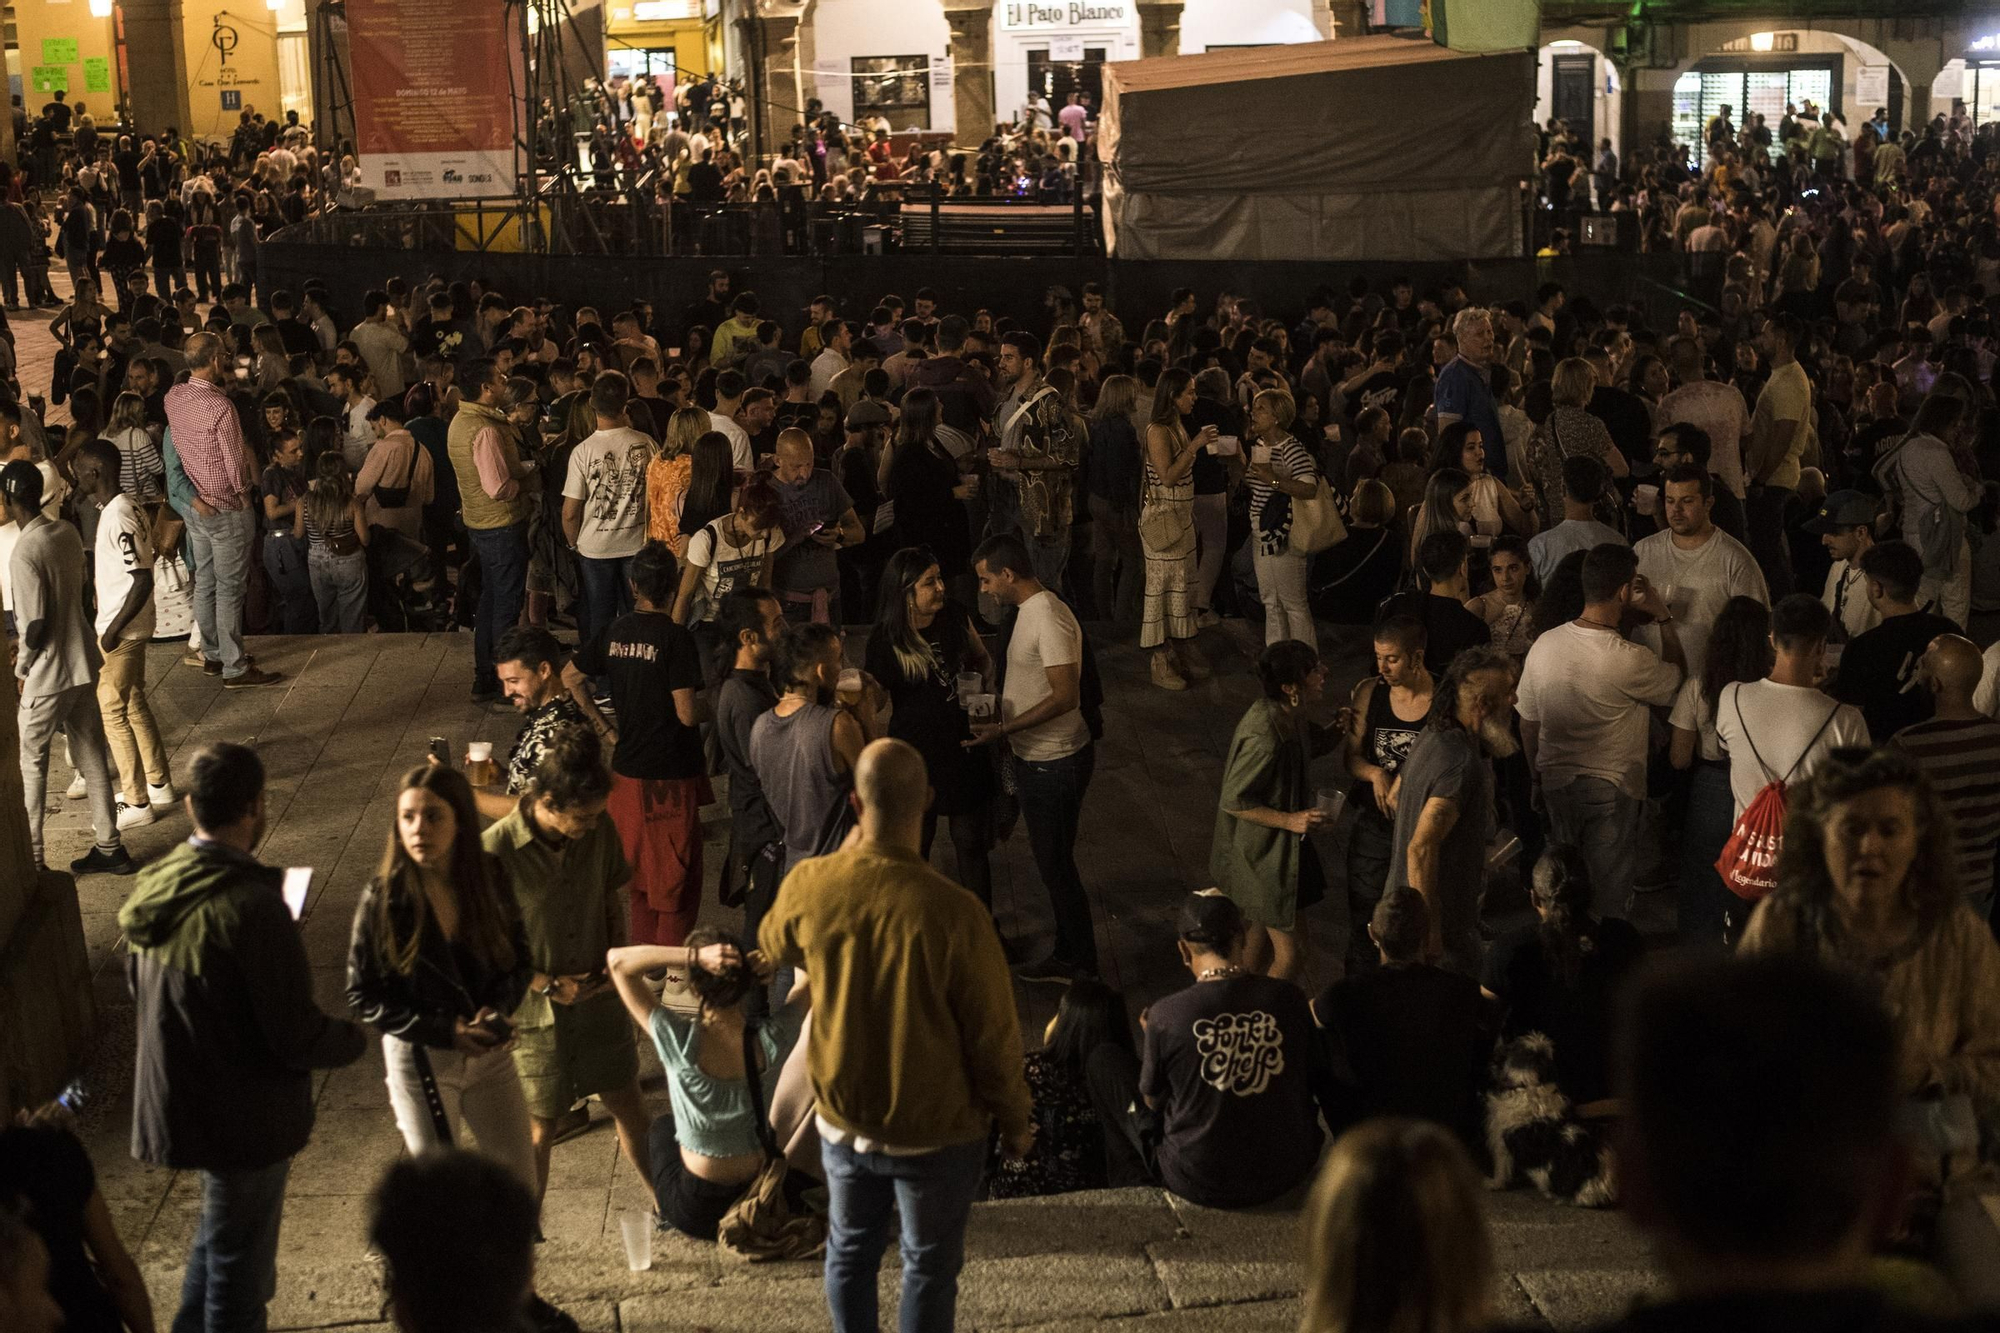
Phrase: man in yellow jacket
[{"left": 760, "top": 738, "right": 1032, "bottom": 1333}]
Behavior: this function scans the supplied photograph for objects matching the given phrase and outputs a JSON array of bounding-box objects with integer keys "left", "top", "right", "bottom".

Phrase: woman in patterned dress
[{"left": 1140, "top": 369, "right": 1212, "bottom": 691}]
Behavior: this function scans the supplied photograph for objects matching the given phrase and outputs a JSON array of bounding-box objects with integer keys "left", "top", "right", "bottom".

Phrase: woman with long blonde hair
[
  {"left": 647, "top": 405, "right": 710, "bottom": 553},
  {"left": 1299, "top": 1119, "right": 1493, "bottom": 1333}
]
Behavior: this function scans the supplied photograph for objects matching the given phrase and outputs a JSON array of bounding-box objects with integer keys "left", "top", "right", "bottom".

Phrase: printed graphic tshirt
[
  {"left": 562, "top": 426, "right": 654, "bottom": 560},
  {"left": 1139, "top": 973, "right": 1322, "bottom": 1208}
]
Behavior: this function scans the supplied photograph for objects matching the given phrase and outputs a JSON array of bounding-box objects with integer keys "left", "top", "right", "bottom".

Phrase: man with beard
[{"left": 1389, "top": 647, "right": 1519, "bottom": 978}]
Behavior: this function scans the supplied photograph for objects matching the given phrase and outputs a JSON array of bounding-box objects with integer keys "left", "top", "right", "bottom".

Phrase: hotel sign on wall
[{"left": 1000, "top": 1, "right": 1130, "bottom": 30}]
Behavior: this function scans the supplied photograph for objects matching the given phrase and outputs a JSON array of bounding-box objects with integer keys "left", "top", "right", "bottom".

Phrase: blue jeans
[
  {"left": 822, "top": 1137, "right": 985, "bottom": 1333},
  {"left": 1012, "top": 743, "right": 1098, "bottom": 970},
  {"left": 171, "top": 1159, "right": 290, "bottom": 1333},
  {"left": 576, "top": 550, "right": 636, "bottom": 650},
  {"left": 1544, "top": 775, "right": 1641, "bottom": 921},
  {"left": 468, "top": 521, "right": 529, "bottom": 694},
  {"left": 262, "top": 535, "right": 318, "bottom": 634},
  {"left": 309, "top": 549, "right": 368, "bottom": 633},
  {"left": 187, "top": 506, "right": 255, "bottom": 677}
]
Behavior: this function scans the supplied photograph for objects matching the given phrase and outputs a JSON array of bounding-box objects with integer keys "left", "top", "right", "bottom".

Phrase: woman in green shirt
[{"left": 1211, "top": 640, "right": 1342, "bottom": 982}]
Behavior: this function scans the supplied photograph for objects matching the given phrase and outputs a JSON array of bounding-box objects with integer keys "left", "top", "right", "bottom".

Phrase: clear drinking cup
[{"left": 619, "top": 1209, "right": 654, "bottom": 1271}]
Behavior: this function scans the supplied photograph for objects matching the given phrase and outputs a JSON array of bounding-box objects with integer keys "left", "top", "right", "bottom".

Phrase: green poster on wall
[
  {"left": 31, "top": 66, "right": 68, "bottom": 94},
  {"left": 41, "top": 38, "right": 78, "bottom": 65},
  {"left": 83, "top": 58, "right": 110, "bottom": 93}
]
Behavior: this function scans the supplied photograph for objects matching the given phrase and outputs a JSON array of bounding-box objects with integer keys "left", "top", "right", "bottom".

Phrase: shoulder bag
[
  {"left": 716, "top": 1020, "right": 826, "bottom": 1262},
  {"left": 372, "top": 444, "right": 418, "bottom": 510},
  {"left": 1137, "top": 434, "right": 1196, "bottom": 559},
  {"left": 1288, "top": 449, "right": 1347, "bottom": 556}
]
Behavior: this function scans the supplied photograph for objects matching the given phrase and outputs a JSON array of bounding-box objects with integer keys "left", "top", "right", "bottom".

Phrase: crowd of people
[{"left": 7, "top": 91, "right": 2000, "bottom": 1333}]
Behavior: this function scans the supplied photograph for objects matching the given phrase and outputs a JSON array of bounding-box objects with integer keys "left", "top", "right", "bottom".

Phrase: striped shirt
[
  {"left": 108, "top": 425, "right": 166, "bottom": 503},
  {"left": 163, "top": 377, "right": 249, "bottom": 510},
  {"left": 1891, "top": 716, "right": 2000, "bottom": 900}
]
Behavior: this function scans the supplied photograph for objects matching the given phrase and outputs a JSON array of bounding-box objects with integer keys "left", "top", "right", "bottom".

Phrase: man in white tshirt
[
  {"left": 968, "top": 532, "right": 1097, "bottom": 984},
  {"left": 1713, "top": 595, "right": 1868, "bottom": 817},
  {"left": 1634, "top": 464, "right": 1767, "bottom": 672},
  {"left": 1806, "top": 489, "right": 1881, "bottom": 645},
  {"left": 809, "top": 318, "right": 851, "bottom": 400},
  {"left": 707, "top": 368, "right": 754, "bottom": 471},
  {"left": 562, "top": 371, "right": 654, "bottom": 650},
  {"left": 77, "top": 440, "right": 177, "bottom": 828},
  {"left": 1518, "top": 544, "right": 1685, "bottom": 920},
  {"left": 1657, "top": 334, "right": 1749, "bottom": 498}
]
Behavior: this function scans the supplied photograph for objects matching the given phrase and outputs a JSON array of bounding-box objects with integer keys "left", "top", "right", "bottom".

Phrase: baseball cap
[
  {"left": 1177, "top": 889, "right": 1245, "bottom": 948},
  {"left": 1804, "top": 489, "right": 1878, "bottom": 533},
  {"left": 845, "top": 400, "right": 891, "bottom": 430},
  {"left": 0, "top": 459, "right": 43, "bottom": 511}
]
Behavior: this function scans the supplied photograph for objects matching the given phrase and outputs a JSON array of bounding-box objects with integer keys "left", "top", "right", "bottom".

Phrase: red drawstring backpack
[{"left": 1715, "top": 692, "right": 1841, "bottom": 901}]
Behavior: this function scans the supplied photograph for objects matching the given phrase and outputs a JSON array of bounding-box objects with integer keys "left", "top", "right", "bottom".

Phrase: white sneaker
[
  {"left": 116, "top": 799, "right": 160, "bottom": 831},
  {"left": 147, "top": 781, "right": 178, "bottom": 806},
  {"left": 65, "top": 774, "right": 86, "bottom": 801}
]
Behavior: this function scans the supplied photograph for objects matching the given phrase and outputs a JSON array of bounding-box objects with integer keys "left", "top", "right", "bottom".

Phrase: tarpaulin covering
[{"left": 1099, "top": 37, "right": 1536, "bottom": 261}]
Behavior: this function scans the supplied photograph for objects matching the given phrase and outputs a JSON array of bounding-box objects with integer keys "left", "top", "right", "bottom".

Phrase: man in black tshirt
[
  {"left": 1136, "top": 893, "right": 1328, "bottom": 1210},
  {"left": 1832, "top": 541, "right": 1960, "bottom": 740},
  {"left": 1313, "top": 888, "right": 1494, "bottom": 1151},
  {"left": 564, "top": 544, "right": 709, "bottom": 947},
  {"left": 1381, "top": 530, "right": 1491, "bottom": 677},
  {"left": 711, "top": 587, "right": 786, "bottom": 962}
]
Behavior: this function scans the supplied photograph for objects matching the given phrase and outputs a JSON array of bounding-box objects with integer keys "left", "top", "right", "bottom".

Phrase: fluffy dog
[{"left": 1484, "top": 1033, "right": 1616, "bottom": 1208}]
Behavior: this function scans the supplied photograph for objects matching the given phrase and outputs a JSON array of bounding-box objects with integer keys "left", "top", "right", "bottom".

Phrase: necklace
[
  {"left": 1573, "top": 614, "right": 1621, "bottom": 632},
  {"left": 1196, "top": 965, "right": 1243, "bottom": 982}
]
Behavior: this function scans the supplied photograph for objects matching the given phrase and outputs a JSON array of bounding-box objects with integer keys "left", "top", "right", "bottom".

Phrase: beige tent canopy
[{"left": 1097, "top": 36, "right": 1536, "bottom": 261}]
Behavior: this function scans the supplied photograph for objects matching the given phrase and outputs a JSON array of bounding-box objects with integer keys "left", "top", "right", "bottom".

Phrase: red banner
[{"left": 347, "top": 0, "right": 517, "bottom": 198}]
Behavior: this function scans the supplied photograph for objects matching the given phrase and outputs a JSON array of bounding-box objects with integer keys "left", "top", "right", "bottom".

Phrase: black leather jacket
[{"left": 345, "top": 873, "right": 533, "bottom": 1050}]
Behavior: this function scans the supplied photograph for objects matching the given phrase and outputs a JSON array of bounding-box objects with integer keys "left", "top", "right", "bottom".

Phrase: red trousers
[{"left": 607, "top": 772, "right": 712, "bottom": 947}]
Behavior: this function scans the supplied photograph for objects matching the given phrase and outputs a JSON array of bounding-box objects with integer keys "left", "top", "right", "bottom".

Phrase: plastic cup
[
  {"left": 1633, "top": 484, "right": 1660, "bottom": 516},
  {"left": 619, "top": 1209, "right": 654, "bottom": 1271},
  {"left": 1250, "top": 442, "right": 1273, "bottom": 465},
  {"left": 1314, "top": 789, "right": 1347, "bottom": 821},
  {"left": 465, "top": 741, "right": 493, "bottom": 764},
  {"left": 1211, "top": 434, "right": 1240, "bottom": 456},
  {"left": 969, "top": 692, "right": 997, "bottom": 724},
  {"left": 957, "top": 672, "right": 983, "bottom": 705},
  {"left": 837, "top": 668, "right": 863, "bottom": 707}
]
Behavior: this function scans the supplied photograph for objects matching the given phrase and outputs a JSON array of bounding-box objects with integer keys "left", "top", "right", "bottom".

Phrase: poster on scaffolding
[{"left": 346, "top": 0, "right": 518, "bottom": 199}]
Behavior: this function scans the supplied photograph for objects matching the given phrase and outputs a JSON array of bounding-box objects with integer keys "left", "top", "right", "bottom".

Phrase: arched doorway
[{"left": 1535, "top": 39, "right": 1621, "bottom": 170}]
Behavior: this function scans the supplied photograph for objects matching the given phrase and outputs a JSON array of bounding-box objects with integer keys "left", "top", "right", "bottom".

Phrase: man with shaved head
[
  {"left": 759, "top": 736, "right": 1031, "bottom": 1332},
  {"left": 1895, "top": 633, "right": 2000, "bottom": 919},
  {"left": 770, "top": 426, "right": 862, "bottom": 625}
]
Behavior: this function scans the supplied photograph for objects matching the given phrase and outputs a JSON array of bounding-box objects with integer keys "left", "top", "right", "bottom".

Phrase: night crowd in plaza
[{"left": 4, "top": 75, "right": 2000, "bottom": 1333}]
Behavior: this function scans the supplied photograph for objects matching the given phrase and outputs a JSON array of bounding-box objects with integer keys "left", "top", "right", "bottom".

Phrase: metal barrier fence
[{"left": 284, "top": 182, "right": 1101, "bottom": 259}]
